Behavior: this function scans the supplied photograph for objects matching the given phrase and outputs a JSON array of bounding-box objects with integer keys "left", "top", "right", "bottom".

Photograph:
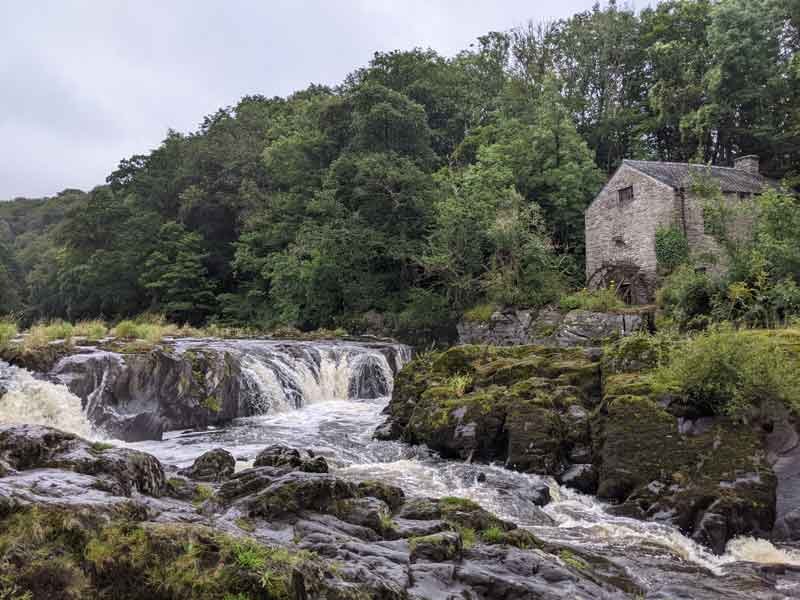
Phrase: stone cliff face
[
  {"left": 457, "top": 306, "right": 649, "bottom": 348},
  {"left": 377, "top": 340, "right": 800, "bottom": 554}
]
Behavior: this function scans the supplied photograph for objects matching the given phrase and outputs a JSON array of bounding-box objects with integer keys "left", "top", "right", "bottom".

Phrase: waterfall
[
  {"left": 0, "top": 361, "right": 95, "bottom": 438},
  {"left": 232, "top": 341, "right": 407, "bottom": 413}
]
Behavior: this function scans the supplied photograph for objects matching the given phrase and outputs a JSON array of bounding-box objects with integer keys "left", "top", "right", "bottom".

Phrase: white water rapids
[{"left": 2, "top": 340, "right": 800, "bottom": 598}]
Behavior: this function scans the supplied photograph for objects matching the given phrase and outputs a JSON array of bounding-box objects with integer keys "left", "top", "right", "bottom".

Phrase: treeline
[{"left": 1, "top": 0, "right": 799, "bottom": 337}]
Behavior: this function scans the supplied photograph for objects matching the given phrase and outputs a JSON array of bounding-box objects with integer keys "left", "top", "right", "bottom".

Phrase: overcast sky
[{"left": 1, "top": 0, "right": 603, "bottom": 200}]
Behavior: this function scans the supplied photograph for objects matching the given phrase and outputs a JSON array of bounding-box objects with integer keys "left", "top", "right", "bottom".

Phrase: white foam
[
  {"left": 723, "top": 536, "right": 800, "bottom": 566},
  {"left": 0, "top": 364, "right": 95, "bottom": 438}
]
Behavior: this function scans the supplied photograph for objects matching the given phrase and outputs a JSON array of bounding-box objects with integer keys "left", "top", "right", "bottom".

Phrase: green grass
[
  {"left": 462, "top": 303, "right": 497, "bottom": 323},
  {"left": 22, "top": 320, "right": 75, "bottom": 349},
  {"left": 442, "top": 374, "right": 472, "bottom": 397},
  {"left": 0, "top": 319, "right": 17, "bottom": 348},
  {"left": 73, "top": 319, "right": 109, "bottom": 341},
  {"left": 559, "top": 286, "right": 626, "bottom": 312},
  {"left": 480, "top": 525, "right": 506, "bottom": 544},
  {"left": 193, "top": 484, "right": 214, "bottom": 506}
]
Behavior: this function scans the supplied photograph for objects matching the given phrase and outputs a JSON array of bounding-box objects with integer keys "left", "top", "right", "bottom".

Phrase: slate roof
[{"left": 623, "top": 159, "right": 768, "bottom": 194}]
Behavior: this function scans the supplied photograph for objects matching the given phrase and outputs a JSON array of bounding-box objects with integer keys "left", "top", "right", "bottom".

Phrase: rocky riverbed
[{"left": 2, "top": 337, "right": 800, "bottom": 598}]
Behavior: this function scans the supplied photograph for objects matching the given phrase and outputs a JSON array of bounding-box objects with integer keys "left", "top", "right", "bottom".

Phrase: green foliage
[
  {"left": 668, "top": 186, "right": 800, "bottom": 329},
  {"left": 442, "top": 374, "right": 473, "bottom": 398},
  {"left": 73, "top": 320, "right": 108, "bottom": 341},
  {"left": 655, "top": 227, "right": 689, "bottom": 272},
  {"left": 652, "top": 326, "right": 800, "bottom": 416},
  {"left": 480, "top": 526, "right": 506, "bottom": 544},
  {"left": 657, "top": 265, "right": 717, "bottom": 330},
  {"left": 5, "top": 1, "right": 800, "bottom": 340},
  {"left": 22, "top": 320, "right": 74, "bottom": 349},
  {"left": 0, "top": 320, "right": 17, "bottom": 348},
  {"left": 602, "top": 331, "right": 677, "bottom": 375},
  {"left": 462, "top": 303, "right": 496, "bottom": 323},
  {"left": 559, "top": 286, "right": 626, "bottom": 312},
  {"left": 141, "top": 222, "right": 217, "bottom": 325}
]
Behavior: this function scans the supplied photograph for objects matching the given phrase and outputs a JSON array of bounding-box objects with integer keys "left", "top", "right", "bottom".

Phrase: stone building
[{"left": 584, "top": 155, "right": 768, "bottom": 304}]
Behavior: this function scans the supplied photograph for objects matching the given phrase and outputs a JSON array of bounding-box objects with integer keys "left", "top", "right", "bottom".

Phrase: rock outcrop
[
  {"left": 378, "top": 337, "right": 800, "bottom": 555},
  {"left": 8, "top": 338, "right": 412, "bottom": 442},
  {"left": 0, "top": 423, "right": 639, "bottom": 599},
  {"left": 377, "top": 344, "right": 601, "bottom": 492},
  {"left": 457, "top": 306, "right": 649, "bottom": 348}
]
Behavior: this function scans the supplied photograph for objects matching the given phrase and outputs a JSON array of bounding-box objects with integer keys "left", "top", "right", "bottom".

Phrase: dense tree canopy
[{"left": 2, "top": 0, "right": 799, "bottom": 338}]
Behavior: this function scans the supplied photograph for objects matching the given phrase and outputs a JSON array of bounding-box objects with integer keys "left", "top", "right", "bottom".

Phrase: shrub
[
  {"left": 0, "top": 319, "right": 17, "bottom": 347},
  {"left": 559, "top": 286, "right": 625, "bottom": 312},
  {"left": 602, "top": 331, "right": 677, "bottom": 375},
  {"left": 23, "top": 320, "right": 74, "bottom": 349},
  {"left": 652, "top": 326, "right": 800, "bottom": 416},
  {"left": 656, "top": 265, "right": 717, "bottom": 330},
  {"left": 462, "top": 303, "right": 497, "bottom": 323},
  {"left": 655, "top": 227, "right": 689, "bottom": 272},
  {"left": 73, "top": 320, "right": 108, "bottom": 341}
]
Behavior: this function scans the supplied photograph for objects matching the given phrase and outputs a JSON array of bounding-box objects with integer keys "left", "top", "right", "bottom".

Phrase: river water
[{"left": 2, "top": 340, "right": 800, "bottom": 598}]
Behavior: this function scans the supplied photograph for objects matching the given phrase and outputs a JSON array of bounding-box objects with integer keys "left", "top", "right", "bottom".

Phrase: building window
[{"left": 618, "top": 186, "right": 634, "bottom": 206}]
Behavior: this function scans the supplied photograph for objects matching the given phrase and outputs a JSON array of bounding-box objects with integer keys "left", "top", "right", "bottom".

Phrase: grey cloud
[{"left": 0, "top": 0, "right": 595, "bottom": 199}]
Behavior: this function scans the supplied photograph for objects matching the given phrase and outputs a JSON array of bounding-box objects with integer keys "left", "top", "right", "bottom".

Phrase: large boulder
[
  {"left": 0, "top": 424, "right": 165, "bottom": 497},
  {"left": 51, "top": 347, "right": 250, "bottom": 442},
  {"left": 378, "top": 344, "right": 600, "bottom": 482},
  {"left": 179, "top": 447, "right": 235, "bottom": 482}
]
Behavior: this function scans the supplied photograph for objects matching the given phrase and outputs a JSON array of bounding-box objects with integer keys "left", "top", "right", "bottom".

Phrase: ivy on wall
[{"left": 655, "top": 227, "right": 689, "bottom": 272}]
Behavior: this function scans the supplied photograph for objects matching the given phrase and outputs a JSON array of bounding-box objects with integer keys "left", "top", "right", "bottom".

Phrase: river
[{"left": 2, "top": 339, "right": 800, "bottom": 598}]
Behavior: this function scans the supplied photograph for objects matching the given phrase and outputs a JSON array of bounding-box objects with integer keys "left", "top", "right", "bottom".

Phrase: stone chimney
[{"left": 734, "top": 155, "right": 760, "bottom": 175}]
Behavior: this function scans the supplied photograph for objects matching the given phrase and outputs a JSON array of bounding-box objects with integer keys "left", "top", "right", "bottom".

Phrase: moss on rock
[
  {"left": 0, "top": 506, "right": 344, "bottom": 600},
  {"left": 380, "top": 344, "right": 601, "bottom": 475}
]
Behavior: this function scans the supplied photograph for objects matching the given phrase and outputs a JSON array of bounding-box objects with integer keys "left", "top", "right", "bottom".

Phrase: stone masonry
[{"left": 585, "top": 156, "right": 768, "bottom": 303}]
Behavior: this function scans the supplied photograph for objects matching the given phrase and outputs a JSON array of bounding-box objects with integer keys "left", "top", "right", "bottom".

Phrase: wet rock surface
[
  {"left": 28, "top": 338, "right": 410, "bottom": 442},
  {"left": 378, "top": 344, "right": 601, "bottom": 488},
  {"left": 378, "top": 341, "right": 800, "bottom": 560},
  {"left": 0, "top": 423, "right": 643, "bottom": 599},
  {"left": 457, "top": 306, "right": 649, "bottom": 348},
  {"left": 179, "top": 447, "right": 235, "bottom": 481}
]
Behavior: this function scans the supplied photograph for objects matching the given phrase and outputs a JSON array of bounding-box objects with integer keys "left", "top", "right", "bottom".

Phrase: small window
[{"left": 618, "top": 186, "right": 634, "bottom": 206}]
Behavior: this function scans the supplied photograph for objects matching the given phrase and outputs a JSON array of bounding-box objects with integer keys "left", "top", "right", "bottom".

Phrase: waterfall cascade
[{"left": 0, "top": 360, "right": 94, "bottom": 437}]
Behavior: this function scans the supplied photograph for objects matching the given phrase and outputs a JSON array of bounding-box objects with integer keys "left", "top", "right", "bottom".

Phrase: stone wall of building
[
  {"left": 682, "top": 190, "right": 755, "bottom": 276},
  {"left": 585, "top": 164, "right": 676, "bottom": 300}
]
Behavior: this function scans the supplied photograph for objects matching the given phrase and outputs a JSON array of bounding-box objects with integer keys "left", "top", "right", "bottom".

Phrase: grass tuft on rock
[{"left": 651, "top": 325, "right": 800, "bottom": 417}]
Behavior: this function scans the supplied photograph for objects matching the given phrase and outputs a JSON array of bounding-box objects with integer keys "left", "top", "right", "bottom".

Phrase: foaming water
[
  {"left": 724, "top": 536, "right": 800, "bottom": 566},
  {"left": 129, "top": 385, "right": 800, "bottom": 598},
  {"left": 0, "top": 361, "right": 95, "bottom": 438}
]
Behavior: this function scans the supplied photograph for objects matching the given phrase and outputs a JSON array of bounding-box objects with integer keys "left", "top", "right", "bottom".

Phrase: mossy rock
[
  {"left": 0, "top": 343, "right": 71, "bottom": 372},
  {"left": 383, "top": 344, "right": 603, "bottom": 473},
  {"left": 409, "top": 531, "right": 462, "bottom": 562},
  {"left": 594, "top": 394, "right": 683, "bottom": 500},
  {"left": 357, "top": 480, "right": 405, "bottom": 511},
  {"left": 0, "top": 506, "right": 340, "bottom": 600},
  {"left": 593, "top": 388, "right": 777, "bottom": 553}
]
